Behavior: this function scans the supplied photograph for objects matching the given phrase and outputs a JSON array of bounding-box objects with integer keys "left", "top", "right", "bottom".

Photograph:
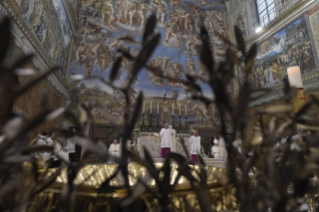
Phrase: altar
[{"left": 137, "top": 132, "right": 191, "bottom": 158}]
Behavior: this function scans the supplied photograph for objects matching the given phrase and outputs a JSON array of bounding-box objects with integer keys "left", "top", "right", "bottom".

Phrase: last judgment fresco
[{"left": 68, "top": 0, "right": 231, "bottom": 126}]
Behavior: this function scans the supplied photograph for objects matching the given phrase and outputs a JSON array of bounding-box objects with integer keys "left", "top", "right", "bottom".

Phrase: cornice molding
[
  {"left": 0, "top": 0, "right": 68, "bottom": 89},
  {"left": 61, "top": 0, "right": 80, "bottom": 32},
  {"left": 0, "top": 1, "right": 68, "bottom": 96}
]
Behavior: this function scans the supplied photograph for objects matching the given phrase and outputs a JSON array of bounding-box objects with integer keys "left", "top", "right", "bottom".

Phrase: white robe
[
  {"left": 35, "top": 135, "right": 50, "bottom": 160},
  {"left": 47, "top": 137, "right": 54, "bottom": 159},
  {"left": 170, "top": 128, "right": 176, "bottom": 152},
  {"left": 66, "top": 138, "right": 75, "bottom": 153},
  {"left": 160, "top": 128, "right": 171, "bottom": 148},
  {"left": 54, "top": 142, "right": 69, "bottom": 163},
  {"left": 109, "top": 143, "right": 120, "bottom": 157},
  {"left": 219, "top": 138, "right": 227, "bottom": 160},
  {"left": 189, "top": 135, "right": 201, "bottom": 155},
  {"left": 211, "top": 145, "right": 219, "bottom": 158}
]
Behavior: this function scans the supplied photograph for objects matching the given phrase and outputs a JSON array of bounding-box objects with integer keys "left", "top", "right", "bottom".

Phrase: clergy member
[
  {"left": 219, "top": 135, "right": 226, "bottom": 161},
  {"left": 169, "top": 125, "right": 176, "bottom": 152},
  {"left": 211, "top": 138, "right": 219, "bottom": 158},
  {"left": 159, "top": 123, "right": 171, "bottom": 158},
  {"left": 109, "top": 139, "right": 120, "bottom": 158},
  {"left": 66, "top": 128, "right": 76, "bottom": 162},
  {"left": 189, "top": 130, "right": 201, "bottom": 163}
]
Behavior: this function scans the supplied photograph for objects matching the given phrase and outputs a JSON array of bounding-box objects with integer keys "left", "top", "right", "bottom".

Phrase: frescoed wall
[
  {"left": 67, "top": 0, "right": 230, "bottom": 127},
  {"left": 4, "top": 36, "right": 65, "bottom": 138},
  {"left": 238, "top": 15, "right": 318, "bottom": 91},
  {"left": 18, "top": 0, "right": 73, "bottom": 77}
]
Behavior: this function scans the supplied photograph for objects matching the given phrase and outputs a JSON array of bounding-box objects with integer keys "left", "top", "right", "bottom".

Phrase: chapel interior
[{"left": 0, "top": 0, "right": 319, "bottom": 211}]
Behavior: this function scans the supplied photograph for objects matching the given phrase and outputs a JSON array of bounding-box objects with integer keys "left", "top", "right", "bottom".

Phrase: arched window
[{"left": 256, "top": 0, "right": 276, "bottom": 27}]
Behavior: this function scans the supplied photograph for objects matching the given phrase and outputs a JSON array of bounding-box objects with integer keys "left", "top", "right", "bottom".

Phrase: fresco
[
  {"left": 19, "top": 0, "right": 73, "bottom": 77},
  {"left": 307, "top": 4, "right": 319, "bottom": 63},
  {"left": 67, "top": 0, "right": 230, "bottom": 126},
  {"left": 238, "top": 15, "right": 317, "bottom": 90}
]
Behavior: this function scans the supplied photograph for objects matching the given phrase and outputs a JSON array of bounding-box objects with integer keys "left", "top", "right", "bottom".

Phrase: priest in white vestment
[
  {"left": 53, "top": 137, "right": 69, "bottom": 167},
  {"left": 35, "top": 132, "right": 50, "bottom": 161},
  {"left": 109, "top": 139, "right": 120, "bottom": 158},
  {"left": 159, "top": 123, "right": 171, "bottom": 158},
  {"left": 189, "top": 130, "right": 201, "bottom": 163},
  {"left": 169, "top": 125, "right": 176, "bottom": 152},
  {"left": 211, "top": 138, "right": 219, "bottom": 158},
  {"left": 219, "top": 135, "right": 227, "bottom": 161}
]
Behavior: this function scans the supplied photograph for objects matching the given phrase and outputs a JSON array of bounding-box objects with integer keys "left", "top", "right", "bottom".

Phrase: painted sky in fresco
[{"left": 68, "top": 0, "right": 230, "bottom": 125}]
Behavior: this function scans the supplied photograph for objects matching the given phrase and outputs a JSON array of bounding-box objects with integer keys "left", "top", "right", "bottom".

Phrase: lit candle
[
  {"left": 150, "top": 101, "right": 152, "bottom": 114},
  {"left": 179, "top": 103, "right": 181, "bottom": 115},
  {"left": 157, "top": 102, "right": 159, "bottom": 114},
  {"left": 172, "top": 103, "right": 174, "bottom": 114},
  {"left": 287, "top": 66, "right": 303, "bottom": 88}
]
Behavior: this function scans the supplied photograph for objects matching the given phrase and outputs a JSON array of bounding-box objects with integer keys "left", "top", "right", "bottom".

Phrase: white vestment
[
  {"left": 212, "top": 139, "right": 220, "bottom": 158},
  {"left": 47, "top": 137, "right": 54, "bottom": 159},
  {"left": 160, "top": 128, "right": 171, "bottom": 148},
  {"left": 54, "top": 142, "right": 69, "bottom": 163},
  {"left": 109, "top": 143, "right": 120, "bottom": 157},
  {"left": 35, "top": 135, "right": 50, "bottom": 160},
  {"left": 170, "top": 128, "right": 176, "bottom": 152},
  {"left": 66, "top": 138, "right": 75, "bottom": 153},
  {"left": 219, "top": 138, "right": 227, "bottom": 160},
  {"left": 189, "top": 135, "right": 201, "bottom": 155}
]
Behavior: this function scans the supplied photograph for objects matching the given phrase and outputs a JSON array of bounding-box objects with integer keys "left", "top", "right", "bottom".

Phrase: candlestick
[
  {"left": 157, "top": 102, "right": 159, "bottom": 114},
  {"left": 172, "top": 115, "right": 174, "bottom": 127},
  {"left": 172, "top": 103, "right": 174, "bottom": 114},
  {"left": 150, "top": 101, "right": 152, "bottom": 114},
  {"left": 142, "top": 113, "right": 145, "bottom": 126},
  {"left": 185, "top": 116, "right": 188, "bottom": 128}
]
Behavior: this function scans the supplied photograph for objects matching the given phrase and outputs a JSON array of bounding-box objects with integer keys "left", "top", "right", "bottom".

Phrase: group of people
[
  {"left": 34, "top": 128, "right": 78, "bottom": 168},
  {"left": 159, "top": 123, "right": 201, "bottom": 163},
  {"left": 210, "top": 136, "right": 227, "bottom": 161}
]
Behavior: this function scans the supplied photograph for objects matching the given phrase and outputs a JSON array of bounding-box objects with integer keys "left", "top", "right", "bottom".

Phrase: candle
[
  {"left": 287, "top": 66, "right": 303, "bottom": 88},
  {"left": 143, "top": 101, "right": 145, "bottom": 113},
  {"left": 157, "top": 102, "right": 159, "bottom": 114},
  {"left": 185, "top": 107, "right": 187, "bottom": 116},
  {"left": 179, "top": 103, "right": 181, "bottom": 115},
  {"left": 150, "top": 101, "right": 152, "bottom": 114},
  {"left": 172, "top": 103, "right": 174, "bottom": 114}
]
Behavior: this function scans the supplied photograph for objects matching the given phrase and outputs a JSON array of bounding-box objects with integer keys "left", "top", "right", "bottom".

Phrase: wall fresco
[{"left": 68, "top": 0, "right": 230, "bottom": 126}]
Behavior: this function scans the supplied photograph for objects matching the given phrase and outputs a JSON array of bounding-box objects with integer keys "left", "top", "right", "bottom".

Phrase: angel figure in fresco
[
  {"left": 76, "top": 36, "right": 88, "bottom": 68},
  {"left": 184, "top": 35, "right": 201, "bottom": 57},
  {"left": 90, "top": 41, "right": 105, "bottom": 68},
  {"left": 156, "top": 3, "right": 168, "bottom": 25},
  {"left": 99, "top": 46, "right": 113, "bottom": 73},
  {"left": 186, "top": 57, "right": 197, "bottom": 78},
  {"left": 164, "top": 62, "right": 183, "bottom": 86},
  {"left": 179, "top": 10, "right": 194, "bottom": 36},
  {"left": 137, "top": 3, "right": 149, "bottom": 28},
  {"left": 101, "top": 1, "right": 118, "bottom": 30},
  {"left": 163, "top": 18, "right": 183, "bottom": 54}
]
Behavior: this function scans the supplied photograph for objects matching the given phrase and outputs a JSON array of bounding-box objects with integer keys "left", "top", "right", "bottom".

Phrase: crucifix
[{"left": 299, "top": 91, "right": 307, "bottom": 104}]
